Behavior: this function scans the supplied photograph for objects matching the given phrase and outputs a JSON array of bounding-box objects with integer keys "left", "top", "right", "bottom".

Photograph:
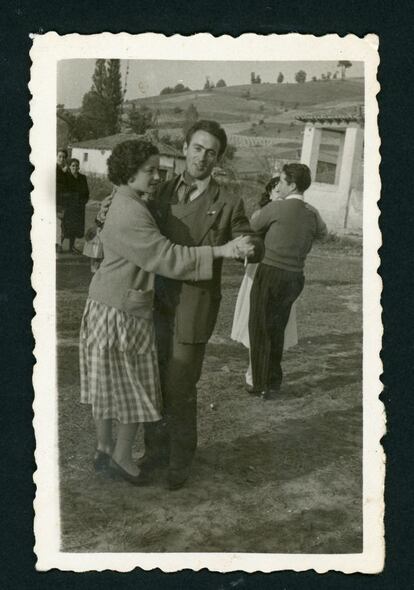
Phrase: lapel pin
[{"left": 207, "top": 210, "right": 217, "bottom": 215}]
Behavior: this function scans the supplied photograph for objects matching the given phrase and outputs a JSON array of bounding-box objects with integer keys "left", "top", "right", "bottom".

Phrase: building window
[
  {"left": 83, "top": 152, "right": 88, "bottom": 162},
  {"left": 315, "top": 129, "right": 343, "bottom": 185}
]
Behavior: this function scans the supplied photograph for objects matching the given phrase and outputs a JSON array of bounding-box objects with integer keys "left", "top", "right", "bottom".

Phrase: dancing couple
[{"left": 79, "top": 119, "right": 326, "bottom": 490}]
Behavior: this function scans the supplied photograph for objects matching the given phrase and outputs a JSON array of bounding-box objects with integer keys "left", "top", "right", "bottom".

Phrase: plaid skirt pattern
[{"left": 79, "top": 298, "right": 162, "bottom": 423}]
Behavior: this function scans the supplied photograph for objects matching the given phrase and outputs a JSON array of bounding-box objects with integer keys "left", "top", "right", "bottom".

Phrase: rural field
[{"left": 57, "top": 237, "right": 362, "bottom": 554}]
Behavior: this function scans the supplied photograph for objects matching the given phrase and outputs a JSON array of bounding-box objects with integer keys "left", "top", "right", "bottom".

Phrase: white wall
[
  {"left": 72, "top": 148, "right": 185, "bottom": 178},
  {"left": 304, "top": 184, "right": 346, "bottom": 232},
  {"left": 300, "top": 123, "right": 364, "bottom": 233},
  {"left": 71, "top": 148, "right": 111, "bottom": 176}
]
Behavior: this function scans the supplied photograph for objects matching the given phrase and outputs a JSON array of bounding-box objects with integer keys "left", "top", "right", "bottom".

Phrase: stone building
[
  {"left": 70, "top": 133, "right": 186, "bottom": 182},
  {"left": 296, "top": 108, "right": 364, "bottom": 233}
]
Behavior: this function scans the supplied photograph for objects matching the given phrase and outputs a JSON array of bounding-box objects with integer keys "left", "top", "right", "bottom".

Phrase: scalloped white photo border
[{"left": 30, "top": 32, "right": 383, "bottom": 573}]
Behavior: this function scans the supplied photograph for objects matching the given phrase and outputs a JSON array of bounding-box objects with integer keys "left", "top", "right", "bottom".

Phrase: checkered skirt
[{"left": 79, "top": 298, "right": 162, "bottom": 423}]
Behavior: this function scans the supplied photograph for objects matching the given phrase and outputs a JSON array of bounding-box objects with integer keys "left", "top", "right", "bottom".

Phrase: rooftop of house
[
  {"left": 70, "top": 133, "right": 185, "bottom": 159},
  {"left": 296, "top": 105, "right": 365, "bottom": 125}
]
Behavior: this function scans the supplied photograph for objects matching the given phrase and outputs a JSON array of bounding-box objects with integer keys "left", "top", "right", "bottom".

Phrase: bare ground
[{"left": 57, "top": 242, "right": 362, "bottom": 553}]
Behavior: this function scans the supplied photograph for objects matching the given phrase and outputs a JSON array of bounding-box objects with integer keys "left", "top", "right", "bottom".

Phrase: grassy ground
[{"left": 57, "top": 241, "right": 362, "bottom": 553}]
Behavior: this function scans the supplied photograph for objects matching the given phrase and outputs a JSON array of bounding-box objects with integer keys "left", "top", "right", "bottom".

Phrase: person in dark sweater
[
  {"left": 248, "top": 162, "right": 327, "bottom": 400},
  {"left": 56, "top": 148, "right": 69, "bottom": 254}
]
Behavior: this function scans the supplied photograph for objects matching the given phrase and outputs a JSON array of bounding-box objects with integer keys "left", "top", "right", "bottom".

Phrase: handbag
[{"left": 83, "top": 230, "right": 104, "bottom": 259}]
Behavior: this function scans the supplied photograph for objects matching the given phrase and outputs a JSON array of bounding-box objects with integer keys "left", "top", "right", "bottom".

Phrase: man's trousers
[{"left": 249, "top": 263, "right": 304, "bottom": 391}]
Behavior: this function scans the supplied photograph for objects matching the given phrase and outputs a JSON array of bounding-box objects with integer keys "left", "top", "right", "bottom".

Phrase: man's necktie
[{"left": 179, "top": 182, "right": 197, "bottom": 203}]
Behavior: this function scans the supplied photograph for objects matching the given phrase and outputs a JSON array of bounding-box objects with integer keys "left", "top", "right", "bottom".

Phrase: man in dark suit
[{"left": 143, "top": 120, "right": 263, "bottom": 490}]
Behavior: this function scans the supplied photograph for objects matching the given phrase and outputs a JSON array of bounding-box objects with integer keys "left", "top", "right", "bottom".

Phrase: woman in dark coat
[{"left": 62, "top": 158, "right": 89, "bottom": 253}]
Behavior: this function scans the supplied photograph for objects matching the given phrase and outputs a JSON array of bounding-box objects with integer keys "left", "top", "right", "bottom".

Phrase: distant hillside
[{"left": 129, "top": 79, "right": 364, "bottom": 115}]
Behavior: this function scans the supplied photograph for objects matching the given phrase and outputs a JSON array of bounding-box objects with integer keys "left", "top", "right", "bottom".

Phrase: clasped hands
[{"left": 224, "top": 235, "right": 256, "bottom": 259}]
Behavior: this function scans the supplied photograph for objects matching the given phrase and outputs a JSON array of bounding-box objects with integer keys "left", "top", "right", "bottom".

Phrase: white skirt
[{"left": 231, "top": 263, "right": 298, "bottom": 351}]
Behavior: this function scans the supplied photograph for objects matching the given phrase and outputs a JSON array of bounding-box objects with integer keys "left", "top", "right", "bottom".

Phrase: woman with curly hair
[{"left": 79, "top": 139, "right": 250, "bottom": 485}]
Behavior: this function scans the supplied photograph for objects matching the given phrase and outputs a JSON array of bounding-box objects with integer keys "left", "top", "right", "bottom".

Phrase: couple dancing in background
[
  {"left": 231, "top": 170, "right": 327, "bottom": 399},
  {"left": 78, "top": 118, "right": 326, "bottom": 491}
]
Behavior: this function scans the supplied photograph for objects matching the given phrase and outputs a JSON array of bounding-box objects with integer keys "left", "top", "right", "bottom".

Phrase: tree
[
  {"left": 277, "top": 72, "right": 284, "bottom": 84},
  {"left": 333, "top": 71, "right": 338, "bottom": 80},
  {"left": 79, "top": 59, "right": 124, "bottom": 138},
  {"left": 256, "top": 74, "right": 262, "bottom": 84},
  {"left": 161, "top": 83, "right": 191, "bottom": 95},
  {"left": 250, "top": 72, "right": 256, "bottom": 84},
  {"left": 326, "top": 71, "right": 332, "bottom": 80},
  {"left": 295, "top": 70, "right": 307, "bottom": 84},
  {"left": 128, "top": 104, "right": 154, "bottom": 134},
  {"left": 173, "top": 82, "right": 191, "bottom": 93},
  {"left": 204, "top": 77, "right": 211, "bottom": 90},
  {"left": 337, "top": 60, "right": 352, "bottom": 80},
  {"left": 216, "top": 78, "right": 227, "bottom": 88},
  {"left": 311, "top": 76, "right": 317, "bottom": 82}
]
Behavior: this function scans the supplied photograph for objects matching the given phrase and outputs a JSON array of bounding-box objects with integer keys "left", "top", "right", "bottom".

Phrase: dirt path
[{"left": 57, "top": 244, "right": 362, "bottom": 553}]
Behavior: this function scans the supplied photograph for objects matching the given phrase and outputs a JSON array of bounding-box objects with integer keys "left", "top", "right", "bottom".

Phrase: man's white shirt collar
[{"left": 285, "top": 193, "right": 304, "bottom": 201}]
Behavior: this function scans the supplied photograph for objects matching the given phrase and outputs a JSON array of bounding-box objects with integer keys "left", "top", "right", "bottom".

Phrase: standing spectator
[
  {"left": 249, "top": 163, "right": 327, "bottom": 400},
  {"left": 62, "top": 158, "right": 89, "bottom": 254},
  {"left": 56, "top": 148, "right": 68, "bottom": 254}
]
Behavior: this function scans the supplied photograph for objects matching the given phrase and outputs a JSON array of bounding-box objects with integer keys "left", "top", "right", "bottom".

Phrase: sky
[{"left": 57, "top": 60, "right": 364, "bottom": 109}]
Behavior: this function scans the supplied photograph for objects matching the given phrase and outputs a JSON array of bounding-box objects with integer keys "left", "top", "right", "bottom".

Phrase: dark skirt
[
  {"left": 62, "top": 173, "right": 89, "bottom": 238},
  {"left": 62, "top": 196, "right": 86, "bottom": 238}
]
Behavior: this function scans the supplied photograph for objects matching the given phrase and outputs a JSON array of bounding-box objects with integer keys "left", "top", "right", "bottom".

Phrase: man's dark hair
[
  {"left": 282, "top": 163, "right": 312, "bottom": 193},
  {"left": 57, "top": 148, "right": 68, "bottom": 157},
  {"left": 107, "top": 140, "right": 159, "bottom": 185},
  {"left": 185, "top": 119, "right": 228, "bottom": 158}
]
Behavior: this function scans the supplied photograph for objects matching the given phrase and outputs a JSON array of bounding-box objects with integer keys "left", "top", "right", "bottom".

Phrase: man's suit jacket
[{"left": 153, "top": 175, "right": 263, "bottom": 344}]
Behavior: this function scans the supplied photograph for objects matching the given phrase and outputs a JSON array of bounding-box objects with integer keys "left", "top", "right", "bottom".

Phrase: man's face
[
  {"left": 183, "top": 130, "right": 220, "bottom": 180},
  {"left": 275, "top": 171, "right": 295, "bottom": 199},
  {"left": 57, "top": 151, "right": 67, "bottom": 168}
]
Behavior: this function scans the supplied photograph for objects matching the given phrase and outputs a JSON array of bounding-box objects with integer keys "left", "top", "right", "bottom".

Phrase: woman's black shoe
[{"left": 109, "top": 458, "right": 149, "bottom": 486}]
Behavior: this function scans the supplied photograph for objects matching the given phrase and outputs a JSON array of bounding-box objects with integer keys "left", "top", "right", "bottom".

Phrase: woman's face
[
  {"left": 69, "top": 161, "right": 80, "bottom": 176},
  {"left": 269, "top": 182, "right": 280, "bottom": 201},
  {"left": 128, "top": 155, "right": 160, "bottom": 195}
]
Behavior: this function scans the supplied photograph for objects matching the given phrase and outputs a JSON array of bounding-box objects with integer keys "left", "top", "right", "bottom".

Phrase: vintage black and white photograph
[{"left": 31, "top": 33, "right": 383, "bottom": 573}]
